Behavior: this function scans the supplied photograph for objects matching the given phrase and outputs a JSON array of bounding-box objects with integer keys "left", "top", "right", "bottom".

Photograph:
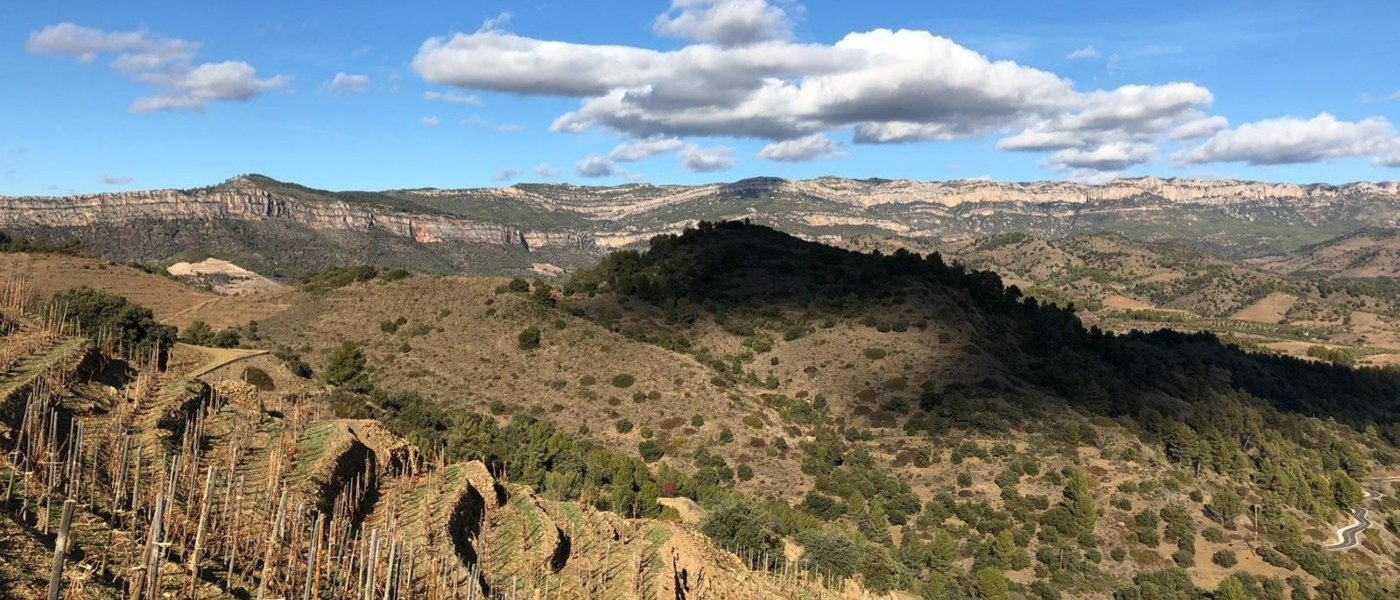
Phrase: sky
[{"left": 1, "top": 0, "right": 1398, "bottom": 195}]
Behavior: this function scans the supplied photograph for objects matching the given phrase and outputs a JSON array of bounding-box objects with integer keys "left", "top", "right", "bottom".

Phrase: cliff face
[
  {"left": 2, "top": 176, "right": 1398, "bottom": 260},
  {"left": 0, "top": 179, "right": 595, "bottom": 251}
]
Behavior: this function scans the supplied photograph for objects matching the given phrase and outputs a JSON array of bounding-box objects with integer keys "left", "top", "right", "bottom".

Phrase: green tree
[
  {"left": 1209, "top": 489, "right": 1245, "bottom": 527},
  {"left": 1331, "top": 471, "right": 1364, "bottom": 509},
  {"left": 1215, "top": 578, "right": 1248, "bottom": 600},
  {"left": 322, "top": 341, "right": 371, "bottom": 392},
  {"left": 795, "top": 528, "right": 858, "bottom": 580},
  {"left": 994, "top": 528, "right": 1029, "bottom": 570},
  {"left": 701, "top": 503, "right": 783, "bottom": 569},
  {"left": 49, "top": 287, "right": 176, "bottom": 365},
  {"left": 1064, "top": 468, "right": 1099, "bottom": 536},
  {"left": 859, "top": 499, "right": 893, "bottom": 544},
  {"left": 928, "top": 529, "right": 958, "bottom": 571},
  {"left": 181, "top": 320, "right": 215, "bottom": 345},
  {"left": 974, "top": 566, "right": 1010, "bottom": 600}
]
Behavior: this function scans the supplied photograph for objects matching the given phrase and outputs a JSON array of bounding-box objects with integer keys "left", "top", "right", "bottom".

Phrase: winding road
[{"left": 1325, "top": 478, "right": 1400, "bottom": 552}]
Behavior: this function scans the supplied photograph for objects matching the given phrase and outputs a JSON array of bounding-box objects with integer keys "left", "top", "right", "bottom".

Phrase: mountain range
[{"left": 4, "top": 175, "right": 1400, "bottom": 278}]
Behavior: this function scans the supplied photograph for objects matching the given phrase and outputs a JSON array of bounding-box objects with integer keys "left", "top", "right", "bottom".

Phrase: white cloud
[
  {"left": 27, "top": 23, "right": 288, "bottom": 112},
  {"left": 680, "top": 145, "right": 735, "bottom": 172},
  {"left": 420, "top": 115, "right": 441, "bottom": 128},
  {"left": 534, "top": 163, "right": 561, "bottom": 178},
  {"left": 100, "top": 175, "right": 133, "bottom": 185},
  {"left": 1045, "top": 142, "right": 1157, "bottom": 171},
  {"left": 610, "top": 137, "right": 685, "bottom": 162},
  {"left": 323, "top": 72, "right": 371, "bottom": 95},
  {"left": 414, "top": 27, "right": 1073, "bottom": 142},
  {"left": 405, "top": 5, "right": 1314, "bottom": 175},
  {"left": 482, "top": 11, "right": 513, "bottom": 32},
  {"left": 492, "top": 168, "right": 519, "bottom": 182},
  {"left": 1168, "top": 114, "right": 1228, "bottom": 140},
  {"left": 653, "top": 0, "right": 795, "bottom": 47},
  {"left": 1065, "top": 45, "right": 1100, "bottom": 60},
  {"left": 576, "top": 155, "right": 621, "bottom": 177},
  {"left": 758, "top": 134, "right": 840, "bottom": 161},
  {"left": 1178, "top": 113, "right": 1398, "bottom": 165},
  {"left": 423, "top": 90, "right": 482, "bottom": 105}
]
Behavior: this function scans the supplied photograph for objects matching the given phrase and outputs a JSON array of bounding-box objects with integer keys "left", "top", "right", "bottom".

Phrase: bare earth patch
[{"left": 1230, "top": 292, "right": 1297, "bottom": 323}]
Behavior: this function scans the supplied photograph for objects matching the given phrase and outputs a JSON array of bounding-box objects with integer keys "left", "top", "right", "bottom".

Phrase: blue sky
[{"left": 1, "top": 0, "right": 1398, "bottom": 195}]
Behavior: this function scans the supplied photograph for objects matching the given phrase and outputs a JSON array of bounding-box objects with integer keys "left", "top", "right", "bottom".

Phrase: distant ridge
[{"left": 1, "top": 174, "right": 1398, "bottom": 277}]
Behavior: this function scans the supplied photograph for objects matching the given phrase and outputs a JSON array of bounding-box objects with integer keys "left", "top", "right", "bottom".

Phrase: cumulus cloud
[
  {"left": 576, "top": 155, "right": 621, "bottom": 177},
  {"left": 420, "top": 115, "right": 441, "bottom": 128},
  {"left": 323, "top": 72, "right": 371, "bottom": 95},
  {"left": 653, "top": 0, "right": 795, "bottom": 46},
  {"left": 534, "top": 163, "right": 561, "bottom": 178},
  {"left": 610, "top": 137, "right": 685, "bottom": 162},
  {"left": 680, "top": 145, "right": 735, "bottom": 172},
  {"left": 492, "top": 168, "right": 519, "bottom": 182},
  {"left": 27, "top": 22, "right": 288, "bottom": 112},
  {"left": 1065, "top": 46, "right": 1100, "bottom": 60},
  {"left": 100, "top": 175, "right": 133, "bottom": 185},
  {"left": 1045, "top": 142, "right": 1157, "bottom": 171},
  {"left": 408, "top": 4, "right": 1245, "bottom": 174},
  {"left": 1178, "top": 113, "right": 1398, "bottom": 165},
  {"left": 1168, "top": 114, "right": 1228, "bottom": 140},
  {"left": 758, "top": 134, "right": 840, "bottom": 161},
  {"left": 423, "top": 90, "right": 482, "bottom": 105}
]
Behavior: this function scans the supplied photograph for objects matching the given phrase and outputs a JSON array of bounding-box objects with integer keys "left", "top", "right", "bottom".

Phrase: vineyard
[{"left": 0, "top": 280, "right": 850, "bottom": 599}]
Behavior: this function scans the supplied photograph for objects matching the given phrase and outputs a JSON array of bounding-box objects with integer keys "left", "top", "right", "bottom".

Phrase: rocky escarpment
[
  {"left": 3, "top": 175, "right": 1399, "bottom": 267},
  {"left": 0, "top": 177, "right": 595, "bottom": 251}
]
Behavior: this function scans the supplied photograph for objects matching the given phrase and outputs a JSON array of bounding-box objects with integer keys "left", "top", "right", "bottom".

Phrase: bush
[
  {"left": 611, "top": 374, "right": 636, "bottom": 388},
  {"left": 49, "top": 287, "right": 176, "bottom": 364},
  {"left": 863, "top": 348, "right": 887, "bottom": 360},
  {"left": 639, "top": 440, "right": 665, "bottom": 462},
  {"left": 737, "top": 464, "right": 754, "bottom": 481},
  {"left": 507, "top": 277, "right": 530, "bottom": 293},
  {"left": 615, "top": 419, "right": 634, "bottom": 434},
  {"left": 691, "top": 414, "right": 705, "bottom": 427},
  {"left": 323, "top": 341, "right": 371, "bottom": 392},
  {"left": 701, "top": 503, "right": 783, "bottom": 569},
  {"left": 1202, "top": 528, "right": 1226, "bottom": 543},
  {"left": 957, "top": 472, "right": 973, "bottom": 487},
  {"left": 517, "top": 326, "right": 541, "bottom": 350},
  {"left": 795, "top": 528, "right": 857, "bottom": 579},
  {"left": 1212, "top": 549, "right": 1237, "bottom": 568}
]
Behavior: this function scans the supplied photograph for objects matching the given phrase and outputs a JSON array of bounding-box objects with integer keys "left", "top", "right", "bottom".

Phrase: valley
[{"left": 2, "top": 220, "right": 1399, "bottom": 598}]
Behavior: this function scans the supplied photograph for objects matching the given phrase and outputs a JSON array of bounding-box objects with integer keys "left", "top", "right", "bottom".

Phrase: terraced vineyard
[{"left": 0, "top": 284, "right": 847, "bottom": 599}]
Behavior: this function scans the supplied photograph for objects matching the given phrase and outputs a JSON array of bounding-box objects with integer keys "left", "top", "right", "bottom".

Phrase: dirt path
[{"left": 175, "top": 342, "right": 270, "bottom": 378}]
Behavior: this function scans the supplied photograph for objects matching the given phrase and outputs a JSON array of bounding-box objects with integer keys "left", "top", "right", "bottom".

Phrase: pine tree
[
  {"left": 322, "top": 341, "right": 371, "bottom": 392},
  {"left": 928, "top": 529, "right": 958, "bottom": 571},
  {"left": 974, "top": 566, "right": 1010, "bottom": 600},
  {"left": 1215, "top": 578, "right": 1248, "bottom": 600},
  {"left": 1063, "top": 468, "right": 1099, "bottom": 536},
  {"left": 1209, "top": 489, "right": 1246, "bottom": 527}
]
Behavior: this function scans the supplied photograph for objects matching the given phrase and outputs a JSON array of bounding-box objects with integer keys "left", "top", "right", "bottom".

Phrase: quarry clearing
[{"left": 166, "top": 257, "right": 287, "bottom": 294}]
